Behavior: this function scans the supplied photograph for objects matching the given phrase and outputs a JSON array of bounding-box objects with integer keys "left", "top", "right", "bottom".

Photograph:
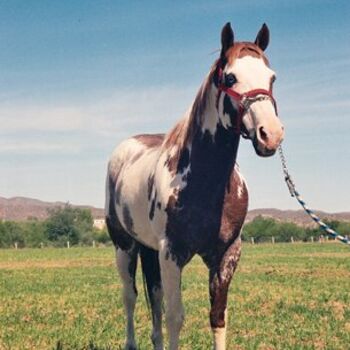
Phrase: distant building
[{"left": 93, "top": 218, "right": 106, "bottom": 230}]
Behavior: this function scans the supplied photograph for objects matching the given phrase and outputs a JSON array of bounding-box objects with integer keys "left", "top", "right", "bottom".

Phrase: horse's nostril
[{"left": 259, "top": 126, "right": 268, "bottom": 142}]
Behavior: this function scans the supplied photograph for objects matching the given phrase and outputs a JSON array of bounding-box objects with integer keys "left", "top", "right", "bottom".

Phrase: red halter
[{"left": 216, "top": 66, "right": 278, "bottom": 135}]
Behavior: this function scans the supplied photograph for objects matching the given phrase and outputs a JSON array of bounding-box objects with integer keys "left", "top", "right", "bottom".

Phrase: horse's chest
[{"left": 163, "top": 166, "right": 248, "bottom": 261}]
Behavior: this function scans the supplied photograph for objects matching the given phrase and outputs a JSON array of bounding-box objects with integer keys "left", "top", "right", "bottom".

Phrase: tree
[
  {"left": 0, "top": 221, "right": 25, "bottom": 248},
  {"left": 243, "top": 216, "right": 278, "bottom": 242},
  {"left": 242, "top": 216, "right": 310, "bottom": 242},
  {"left": 45, "top": 204, "right": 94, "bottom": 246},
  {"left": 21, "top": 220, "right": 47, "bottom": 247}
]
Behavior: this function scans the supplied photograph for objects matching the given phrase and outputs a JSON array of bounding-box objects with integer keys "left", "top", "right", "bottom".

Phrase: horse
[{"left": 105, "top": 22, "right": 284, "bottom": 350}]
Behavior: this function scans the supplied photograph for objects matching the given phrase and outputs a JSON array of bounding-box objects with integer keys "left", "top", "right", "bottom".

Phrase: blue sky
[{"left": 1, "top": 1, "right": 350, "bottom": 212}]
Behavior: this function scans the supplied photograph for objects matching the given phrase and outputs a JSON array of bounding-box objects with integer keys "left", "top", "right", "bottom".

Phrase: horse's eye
[{"left": 225, "top": 73, "right": 237, "bottom": 87}]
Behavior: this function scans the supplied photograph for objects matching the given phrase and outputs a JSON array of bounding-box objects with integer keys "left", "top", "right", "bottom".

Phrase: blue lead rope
[{"left": 278, "top": 145, "right": 350, "bottom": 245}]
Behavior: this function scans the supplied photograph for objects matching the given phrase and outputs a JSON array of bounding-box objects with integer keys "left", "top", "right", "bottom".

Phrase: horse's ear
[
  {"left": 220, "top": 22, "right": 234, "bottom": 60},
  {"left": 255, "top": 23, "right": 269, "bottom": 51}
]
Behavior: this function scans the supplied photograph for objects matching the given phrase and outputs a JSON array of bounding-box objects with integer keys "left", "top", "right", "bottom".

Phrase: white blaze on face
[
  {"left": 227, "top": 55, "right": 276, "bottom": 130},
  {"left": 225, "top": 55, "right": 284, "bottom": 152}
]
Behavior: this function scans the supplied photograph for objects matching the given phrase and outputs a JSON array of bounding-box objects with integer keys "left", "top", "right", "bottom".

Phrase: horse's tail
[
  {"left": 140, "top": 256, "right": 151, "bottom": 314},
  {"left": 139, "top": 245, "right": 162, "bottom": 316}
]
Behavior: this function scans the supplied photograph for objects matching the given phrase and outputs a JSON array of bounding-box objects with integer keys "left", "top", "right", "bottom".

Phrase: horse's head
[{"left": 215, "top": 23, "right": 284, "bottom": 157}]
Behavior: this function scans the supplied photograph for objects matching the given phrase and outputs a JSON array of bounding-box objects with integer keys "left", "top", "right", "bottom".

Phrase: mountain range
[
  {"left": 1, "top": 196, "right": 350, "bottom": 226},
  {"left": 0, "top": 197, "right": 104, "bottom": 221}
]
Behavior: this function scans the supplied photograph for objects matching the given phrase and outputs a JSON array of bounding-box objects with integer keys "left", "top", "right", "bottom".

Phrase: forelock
[{"left": 226, "top": 42, "right": 269, "bottom": 66}]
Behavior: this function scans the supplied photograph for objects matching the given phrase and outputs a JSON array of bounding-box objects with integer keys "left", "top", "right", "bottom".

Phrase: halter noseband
[{"left": 216, "top": 66, "right": 278, "bottom": 136}]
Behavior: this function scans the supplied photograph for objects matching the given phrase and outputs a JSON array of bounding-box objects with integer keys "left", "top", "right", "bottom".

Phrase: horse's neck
[
  {"left": 166, "top": 80, "right": 240, "bottom": 187},
  {"left": 188, "top": 115, "right": 240, "bottom": 190}
]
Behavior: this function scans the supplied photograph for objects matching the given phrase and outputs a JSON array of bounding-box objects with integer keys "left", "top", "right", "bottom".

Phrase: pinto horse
[{"left": 105, "top": 23, "right": 284, "bottom": 350}]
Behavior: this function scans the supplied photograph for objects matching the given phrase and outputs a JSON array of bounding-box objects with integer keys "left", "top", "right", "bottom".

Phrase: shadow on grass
[{"left": 55, "top": 340, "right": 119, "bottom": 350}]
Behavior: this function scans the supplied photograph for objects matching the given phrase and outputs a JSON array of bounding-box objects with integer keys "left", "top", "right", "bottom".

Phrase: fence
[{"left": 243, "top": 235, "right": 337, "bottom": 244}]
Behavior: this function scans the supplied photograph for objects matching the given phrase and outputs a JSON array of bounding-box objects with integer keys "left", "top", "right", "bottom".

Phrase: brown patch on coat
[
  {"left": 163, "top": 119, "right": 187, "bottom": 150},
  {"left": 130, "top": 151, "right": 144, "bottom": 164},
  {"left": 164, "top": 151, "right": 179, "bottom": 175},
  {"left": 134, "top": 133, "right": 164, "bottom": 148},
  {"left": 219, "top": 167, "right": 248, "bottom": 242},
  {"left": 149, "top": 190, "right": 157, "bottom": 220},
  {"left": 107, "top": 161, "right": 122, "bottom": 188},
  {"left": 209, "top": 238, "right": 242, "bottom": 328},
  {"left": 147, "top": 174, "right": 155, "bottom": 201},
  {"left": 226, "top": 42, "right": 269, "bottom": 66},
  {"left": 122, "top": 205, "right": 137, "bottom": 237},
  {"left": 115, "top": 180, "right": 123, "bottom": 205}
]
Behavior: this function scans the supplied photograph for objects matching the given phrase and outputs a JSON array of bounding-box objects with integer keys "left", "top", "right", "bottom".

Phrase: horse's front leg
[
  {"left": 159, "top": 241, "right": 185, "bottom": 350},
  {"left": 209, "top": 237, "right": 242, "bottom": 350}
]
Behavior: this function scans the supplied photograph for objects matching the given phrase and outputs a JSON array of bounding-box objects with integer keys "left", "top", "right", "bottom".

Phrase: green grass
[{"left": 0, "top": 243, "right": 349, "bottom": 349}]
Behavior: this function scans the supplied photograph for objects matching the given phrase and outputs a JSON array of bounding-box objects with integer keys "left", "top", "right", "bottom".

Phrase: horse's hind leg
[
  {"left": 140, "top": 245, "right": 164, "bottom": 350},
  {"left": 116, "top": 243, "right": 139, "bottom": 350}
]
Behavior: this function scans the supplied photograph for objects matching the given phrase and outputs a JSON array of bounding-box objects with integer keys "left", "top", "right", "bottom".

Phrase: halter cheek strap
[{"left": 216, "top": 66, "right": 278, "bottom": 134}]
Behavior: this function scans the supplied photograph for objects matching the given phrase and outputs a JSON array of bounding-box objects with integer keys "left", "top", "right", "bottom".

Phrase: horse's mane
[{"left": 163, "top": 61, "right": 218, "bottom": 151}]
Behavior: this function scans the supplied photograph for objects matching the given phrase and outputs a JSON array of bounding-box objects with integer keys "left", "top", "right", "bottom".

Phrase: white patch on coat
[
  {"left": 218, "top": 92, "right": 233, "bottom": 129},
  {"left": 234, "top": 164, "right": 247, "bottom": 199},
  {"left": 116, "top": 249, "right": 137, "bottom": 349},
  {"left": 212, "top": 308, "right": 227, "bottom": 350},
  {"left": 225, "top": 56, "right": 274, "bottom": 93},
  {"left": 212, "top": 327, "right": 226, "bottom": 350},
  {"left": 199, "top": 83, "right": 220, "bottom": 136}
]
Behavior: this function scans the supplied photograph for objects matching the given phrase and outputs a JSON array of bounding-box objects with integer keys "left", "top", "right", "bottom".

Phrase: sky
[{"left": 1, "top": 1, "right": 350, "bottom": 212}]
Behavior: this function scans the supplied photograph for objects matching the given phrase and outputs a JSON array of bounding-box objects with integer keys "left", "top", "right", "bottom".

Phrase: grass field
[{"left": 0, "top": 243, "right": 349, "bottom": 350}]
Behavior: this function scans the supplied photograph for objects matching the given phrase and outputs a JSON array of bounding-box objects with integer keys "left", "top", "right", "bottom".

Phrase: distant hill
[
  {"left": 0, "top": 197, "right": 104, "bottom": 221},
  {"left": 1, "top": 196, "right": 350, "bottom": 225},
  {"left": 246, "top": 208, "right": 350, "bottom": 227}
]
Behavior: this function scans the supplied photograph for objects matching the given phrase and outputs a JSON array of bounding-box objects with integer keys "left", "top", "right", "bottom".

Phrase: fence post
[
  {"left": 311, "top": 236, "right": 314, "bottom": 243},
  {"left": 67, "top": 241, "right": 70, "bottom": 249},
  {"left": 14, "top": 242, "right": 18, "bottom": 250},
  {"left": 272, "top": 236, "right": 275, "bottom": 244},
  {"left": 92, "top": 240, "right": 96, "bottom": 248},
  {"left": 251, "top": 237, "right": 255, "bottom": 245},
  {"left": 40, "top": 242, "right": 44, "bottom": 249},
  {"left": 291, "top": 236, "right": 294, "bottom": 244}
]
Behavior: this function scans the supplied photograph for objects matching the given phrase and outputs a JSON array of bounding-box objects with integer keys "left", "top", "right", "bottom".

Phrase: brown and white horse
[{"left": 105, "top": 23, "right": 284, "bottom": 350}]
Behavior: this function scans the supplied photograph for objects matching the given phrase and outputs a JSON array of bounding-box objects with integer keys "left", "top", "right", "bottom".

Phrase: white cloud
[
  {"left": 0, "top": 85, "right": 196, "bottom": 136},
  {"left": 84, "top": 85, "right": 196, "bottom": 136},
  {"left": 0, "top": 84, "right": 197, "bottom": 156},
  {"left": 0, "top": 106, "right": 85, "bottom": 132},
  {"left": 0, "top": 141, "right": 81, "bottom": 155}
]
